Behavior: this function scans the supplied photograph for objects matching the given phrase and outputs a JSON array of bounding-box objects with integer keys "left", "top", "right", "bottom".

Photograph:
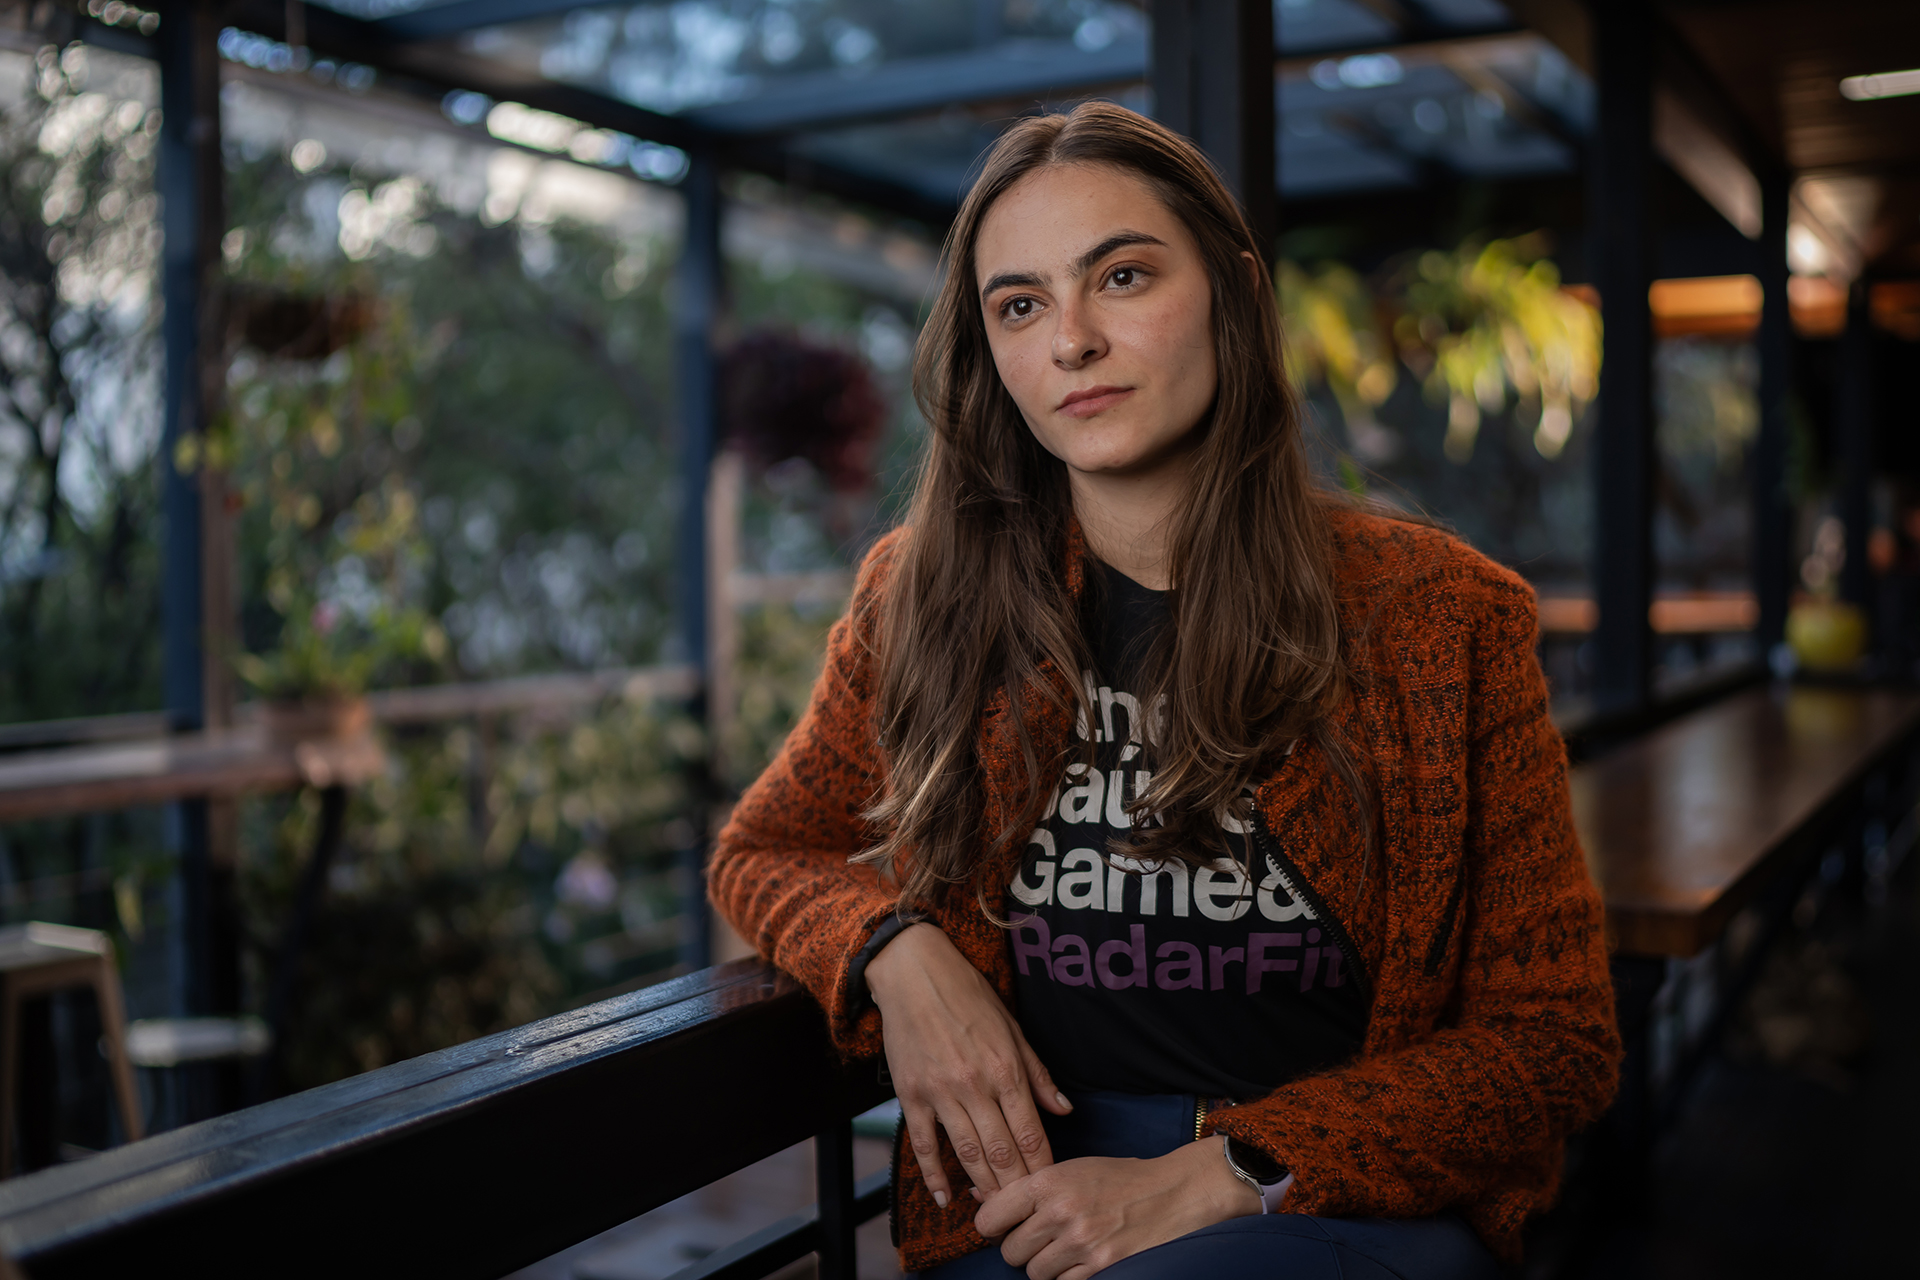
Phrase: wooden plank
[
  {"left": 0, "top": 665, "right": 703, "bottom": 820},
  {"left": 1573, "top": 686, "right": 1920, "bottom": 957},
  {"left": 0, "top": 960, "right": 890, "bottom": 1280},
  {"left": 0, "top": 713, "right": 170, "bottom": 753},
  {"left": 365, "top": 664, "right": 697, "bottom": 723},
  {"left": 0, "top": 728, "right": 384, "bottom": 823}
]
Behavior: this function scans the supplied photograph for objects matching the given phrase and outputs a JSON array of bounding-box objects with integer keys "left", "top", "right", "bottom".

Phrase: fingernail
[
  {"left": 1056, "top": 1091, "right": 1073, "bottom": 1111},
  {"left": 970, "top": 1187, "right": 983, "bottom": 1202},
  {"left": 934, "top": 1190, "right": 948, "bottom": 1208}
]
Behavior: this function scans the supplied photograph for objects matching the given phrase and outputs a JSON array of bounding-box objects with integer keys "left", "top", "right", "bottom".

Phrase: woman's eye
[
  {"left": 1005, "top": 296, "right": 1035, "bottom": 319},
  {"left": 1109, "top": 267, "right": 1137, "bottom": 288}
]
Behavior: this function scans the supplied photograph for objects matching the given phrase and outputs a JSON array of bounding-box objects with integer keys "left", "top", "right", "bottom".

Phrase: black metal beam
[
  {"left": 1587, "top": 0, "right": 1657, "bottom": 714},
  {"left": 814, "top": 1121, "right": 858, "bottom": 1280},
  {"left": 674, "top": 147, "right": 721, "bottom": 973},
  {"left": 1753, "top": 168, "right": 1793, "bottom": 652},
  {"left": 0, "top": 962, "right": 893, "bottom": 1279},
  {"left": 157, "top": 3, "right": 215, "bottom": 739},
  {"left": 157, "top": 0, "right": 244, "bottom": 1124},
  {"left": 1150, "top": 0, "right": 1277, "bottom": 257}
]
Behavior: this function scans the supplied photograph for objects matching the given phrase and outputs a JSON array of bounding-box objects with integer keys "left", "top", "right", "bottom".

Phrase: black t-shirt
[{"left": 1009, "top": 562, "right": 1369, "bottom": 1099}]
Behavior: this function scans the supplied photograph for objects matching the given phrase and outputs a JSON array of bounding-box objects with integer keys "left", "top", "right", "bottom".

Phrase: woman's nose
[{"left": 1051, "top": 305, "right": 1107, "bottom": 369}]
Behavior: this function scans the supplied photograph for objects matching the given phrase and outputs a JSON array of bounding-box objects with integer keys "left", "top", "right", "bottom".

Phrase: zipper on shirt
[{"left": 1249, "top": 813, "right": 1372, "bottom": 1004}]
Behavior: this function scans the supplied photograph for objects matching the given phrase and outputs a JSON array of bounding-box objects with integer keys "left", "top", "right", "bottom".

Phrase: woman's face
[{"left": 975, "top": 162, "right": 1218, "bottom": 486}]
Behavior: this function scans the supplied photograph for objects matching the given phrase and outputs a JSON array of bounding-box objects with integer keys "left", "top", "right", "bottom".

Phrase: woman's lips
[{"left": 1056, "top": 386, "right": 1134, "bottom": 419}]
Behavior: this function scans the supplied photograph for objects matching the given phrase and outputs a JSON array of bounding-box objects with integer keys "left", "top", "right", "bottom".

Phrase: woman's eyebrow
[
  {"left": 1071, "top": 230, "right": 1165, "bottom": 278},
  {"left": 979, "top": 269, "right": 1045, "bottom": 299},
  {"left": 977, "top": 231, "right": 1167, "bottom": 302}
]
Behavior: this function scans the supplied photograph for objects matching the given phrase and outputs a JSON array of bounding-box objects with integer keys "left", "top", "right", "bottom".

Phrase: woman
[{"left": 710, "top": 102, "right": 1619, "bottom": 1280}]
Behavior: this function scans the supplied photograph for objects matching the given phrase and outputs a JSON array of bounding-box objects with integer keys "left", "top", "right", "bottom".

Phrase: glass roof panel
[
  {"left": 758, "top": 32, "right": 1586, "bottom": 209},
  {"left": 454, "top": 0, "right": 1147, "bottom": 118},
  {"left": 1279, "top": 33, "right": 1584, "bottom": 197},
  {"left": 1274, "top": 0, "right": 1397, "bottom": 54},
  {"left": 1415, "top": 0, "right": 1513, "bottom": 26},
  {"left": 310, "top": 0, "right": 455, "bottom": 17},
  {"left": 1274, "top": 0, "right": 1516, "bottom": 54}
]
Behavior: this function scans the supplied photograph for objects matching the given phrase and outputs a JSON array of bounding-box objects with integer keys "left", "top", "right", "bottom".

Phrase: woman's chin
[{"left": 1057, "top": 436, "right": 1198, "bottom": 484}]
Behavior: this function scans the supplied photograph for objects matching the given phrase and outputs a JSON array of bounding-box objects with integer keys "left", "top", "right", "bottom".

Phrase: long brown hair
[{"left": 860, "top": 101, "right": 1356, "bottom": 913}]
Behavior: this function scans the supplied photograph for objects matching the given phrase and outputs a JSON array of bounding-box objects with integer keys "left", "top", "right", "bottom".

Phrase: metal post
[
  {"left": 1149, "top": 0, "right": 1276, "bottom": 259},
  {"left": 1587, "top": 0, "right": 1657, "bottom": 714},
  {"left": 157, "top": 0, "right": 221, "bottom": 1070},
  {"left": 157, "top": 3, "right": 210, "bottom": 738},
  {"left": 674, "top": 147, "right": 722, "bottom": 973},
  {"left": 1600, "top": 954, "right": 1666, "bottom": 1205},
  {"left": 252, "top": 786, "right": 348, "bottom": 1103},
  {"left": 1835, "top": 281, "right": 1873, "bottom": 615},
  {"left": 815, "top": 1120, "right": 858, "bottom": 1280},
  {"left": 1753, "top": 169, "right": 1794, "bottom": 654}
]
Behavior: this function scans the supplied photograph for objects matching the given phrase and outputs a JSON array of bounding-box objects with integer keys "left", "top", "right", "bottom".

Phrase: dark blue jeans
[{"left": 919, "top": 1091, "right": 1503, "bottom": 1280}]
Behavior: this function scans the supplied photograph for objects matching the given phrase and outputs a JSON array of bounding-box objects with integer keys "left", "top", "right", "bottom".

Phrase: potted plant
[{"left": 237, "top": 597, "right": 445, "bottom": 743}]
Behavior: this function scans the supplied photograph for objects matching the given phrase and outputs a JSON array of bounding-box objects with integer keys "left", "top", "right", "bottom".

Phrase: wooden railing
[{"left": 0, "top": 961, "right": 890, "bottom": 1280}]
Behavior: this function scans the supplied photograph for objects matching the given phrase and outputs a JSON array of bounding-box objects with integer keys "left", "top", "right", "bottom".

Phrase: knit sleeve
[
  {"left": 1206, "top": 575, "right": 1621, "bottom": 1262},
  {"left": 707, "top": 531, "right": 910, "bottom": 1060}
]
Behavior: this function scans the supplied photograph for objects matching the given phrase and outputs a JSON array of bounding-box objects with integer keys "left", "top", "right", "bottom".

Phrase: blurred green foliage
[
  {"left": 0, "top": 46, "right": 163, "bottom": 724},
  {"left": 0, "top": 47, "right": 174, "bottom": 969},
  {"left": 244, "top": 690, "right": 705, "bottom": 1088},
  {"left": 723, "top": 599, "right": 843, "bottom": 795},
  {"left": 0, "top": 40, "right": 900, "bottom": 1092},
  {"left": 221, "top": 299, "right": 449, "bottom": 699},
  {"left": 1279, "top": 233, "right": 1601, "bottom": 469},
  {"left": 213, "top": 139, "right": 894, "bottom": 1084},
  {"left": 219, "top": 159, "right": 683, "bottom": 681},
  {"left": 1279, "top": 233, "right": 1604, "bottom": 584}
]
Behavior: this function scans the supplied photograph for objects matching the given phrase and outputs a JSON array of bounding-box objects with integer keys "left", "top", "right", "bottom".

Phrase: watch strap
[{"left": 1221, "top": 1135, "right": 1292, "bottom": 1215}]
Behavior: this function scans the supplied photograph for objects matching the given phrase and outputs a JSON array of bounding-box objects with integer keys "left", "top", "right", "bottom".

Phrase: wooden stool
[{"left": 0, "top": 923, "right": 144, "bottom": 1176}]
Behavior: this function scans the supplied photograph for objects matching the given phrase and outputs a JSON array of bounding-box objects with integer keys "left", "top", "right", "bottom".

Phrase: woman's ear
[{"left": 1240, "top": 249, "right": 1266, "bottom": 290}]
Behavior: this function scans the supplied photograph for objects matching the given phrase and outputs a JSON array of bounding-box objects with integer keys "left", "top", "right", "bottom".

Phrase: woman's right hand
[{"left": 865, "top": 922, "right": 1074, "bottom": 1207}]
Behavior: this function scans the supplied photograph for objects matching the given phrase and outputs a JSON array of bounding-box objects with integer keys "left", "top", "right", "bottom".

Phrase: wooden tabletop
[
  {"left": 1571, "top": 684, "right": 1920, "bottom": 958},
  {"left": 0, "top": 725, "right": 386, "bottom": 823}
]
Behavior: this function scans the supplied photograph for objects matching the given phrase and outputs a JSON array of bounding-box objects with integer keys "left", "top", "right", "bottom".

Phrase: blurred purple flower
[
  {"left": 556, "top": 852, "right": 618, "bottom": 911},
  {"left": 721, "top": 328, "right": 886, "bottom": 492}
]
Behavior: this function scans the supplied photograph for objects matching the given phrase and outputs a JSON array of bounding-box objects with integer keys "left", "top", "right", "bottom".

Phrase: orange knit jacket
[{"left": 710, "top": 506, "right": 1621, "bottom": 1270}]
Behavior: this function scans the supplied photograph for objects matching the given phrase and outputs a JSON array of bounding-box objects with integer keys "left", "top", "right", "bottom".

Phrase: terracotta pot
[{"left": 261, "top": 696, "right": 372, "bottom": 745}]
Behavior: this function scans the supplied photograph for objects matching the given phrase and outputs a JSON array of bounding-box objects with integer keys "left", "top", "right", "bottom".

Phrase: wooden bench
[
  {"left": 1573, "top": 684, "right": 1920, "bottom": 960},
  {"left": 1561, "top": 683, "right": 1920, "bottom": 1220}
]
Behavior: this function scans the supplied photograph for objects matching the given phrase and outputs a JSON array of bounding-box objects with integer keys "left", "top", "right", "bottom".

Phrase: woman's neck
[{"left": 1069, "top": 464, "right": 1188, "bottom": 591}]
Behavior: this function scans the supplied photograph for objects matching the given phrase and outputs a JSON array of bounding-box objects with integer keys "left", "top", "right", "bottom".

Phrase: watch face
[{"left": 1226, "top": 1137, "right": 1287, "bottom": 1184}]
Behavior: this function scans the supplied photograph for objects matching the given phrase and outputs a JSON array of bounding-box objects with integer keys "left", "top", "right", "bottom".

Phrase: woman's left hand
[{"left": 971, "top": 1138, "right": 1260, "bottom": 1280}]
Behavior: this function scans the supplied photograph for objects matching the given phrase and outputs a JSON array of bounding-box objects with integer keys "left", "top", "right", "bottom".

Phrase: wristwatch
[{"left": 1221, "top": 1135, "right": 1291, "bottom": 1215}]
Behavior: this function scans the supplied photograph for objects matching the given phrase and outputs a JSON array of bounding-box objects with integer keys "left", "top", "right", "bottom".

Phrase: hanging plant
[
  {"left": 1278, "top": 234, "right": 1601, "bottom": 466},
  {"left": 719, "top": 327, "right": 886, "bottom": 493},
  {"left": 1278, "top": 259, "right": 1402, "bottom": 464},
  {"left": 1393, "top": 235, "right": 1600, "bottom": 463}
]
